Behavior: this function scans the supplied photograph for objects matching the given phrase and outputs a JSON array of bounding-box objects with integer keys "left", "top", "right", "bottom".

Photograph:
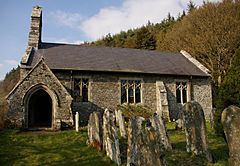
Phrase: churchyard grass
[
  {"left": 165, "top": 122, "right": 229, "bottom": 166},
  {"left": 0, "top": 122, "right": 228, "bottom": 166},
  {"left": 0, "top": 127, "right": 117, "bottom": 166}
]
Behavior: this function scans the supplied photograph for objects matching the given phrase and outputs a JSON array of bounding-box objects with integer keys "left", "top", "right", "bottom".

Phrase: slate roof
[{"left": 24, "top": 42, "right": 209, "bottom": 77}]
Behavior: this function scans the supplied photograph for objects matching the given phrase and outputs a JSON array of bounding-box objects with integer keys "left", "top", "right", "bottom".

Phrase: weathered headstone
[
  {"left": 150, "top": 113, "right": 172, "bottom": 150},
  {"left": 103, "top": 109, "right": 121, "bottom": 165},
  {"left": 176, "top": 118, "right": 184, "bottom": 130},
  {"left": 221, "top": 105, "right": 240, "bottom": 166},
  {"left": 75, "top": 112, "right": 79, "bottom": 132},
  {"left": 127, "top": 116, "right": 166, "bottom": 166},
  {"left": 183, "top": 101, "right": 213, "bottom": 162},
  {"left": 88, "top": 112, "right": 102, "bottom": 151},
  {"left": 115, "top": 109, "right": 127, "bottom": 138},
  {"left": 127, "top": 116, "right": 145, "bottom": 166},
  {"left": 176, "top": 110, "right": 185, "bottom": 130}
]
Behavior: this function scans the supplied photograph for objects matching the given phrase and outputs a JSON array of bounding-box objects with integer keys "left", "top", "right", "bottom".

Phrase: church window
[
  {"left": 73, "top": 78, "right": 89, "bottom": 102},
  {"left": 121, "top": 80, "right": 141, "bottom": 104},
  {"left": 176, "top": 82, "right": 187, "bottom": 104}
]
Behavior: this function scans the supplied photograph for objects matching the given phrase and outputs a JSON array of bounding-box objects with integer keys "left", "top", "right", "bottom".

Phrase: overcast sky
[{"left": 0, "top": 0, "right": 220, "bottom": 80}]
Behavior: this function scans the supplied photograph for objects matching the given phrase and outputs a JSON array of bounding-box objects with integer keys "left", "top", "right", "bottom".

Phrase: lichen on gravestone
[
  {"left": 87, "top": 112, "right": 102, "bottom": 151},
  {"left": 103, "top": 109, "right": 121, "bottom": 165},
  {"left": 221, "top": 105, "right": 240, "bottom": 166},
  {"left": 115, "top": 109, "right": 127, "bottom": 139},
  {"left": 127, "top": 116, "right": 167, "bottom": 166},
  {"left": 183, "top": 101, "right": 213, "bottom": 162},
  {"left": 150, "top": 113, "right": 172, "bottom": 151}
]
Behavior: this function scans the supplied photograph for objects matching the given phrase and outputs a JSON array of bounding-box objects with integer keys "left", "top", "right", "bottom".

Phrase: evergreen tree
[
  {"left": 135, "top": 26, "right": 156, "bottom": 50},
  {"left": 113, "top": 31, "right": 127, "bottom": 48},
  {"left": 214, "top": 48, "right": 240, "bottom": 134},
  {"left": 187, "top": 0, "right": 197, "bottom": 13}
]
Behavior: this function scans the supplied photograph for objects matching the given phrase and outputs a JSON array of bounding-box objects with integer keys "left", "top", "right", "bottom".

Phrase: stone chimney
[{"left": 28, "top": 6, "right": 42, "bottom": 49}]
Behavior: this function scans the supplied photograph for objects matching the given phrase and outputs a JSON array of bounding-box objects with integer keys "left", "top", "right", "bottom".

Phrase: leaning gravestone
[
  {"left": 115, "top": 109, "right": 127, "bottom": 138},
  {"left": 183, "top": 101, "right": 213, "bottom": 162},
  {"left": 150, "top": 113, "right": 172, "bottom": 150},
  {"left": 103, "top": 109, "right": 121, "bottom": 165},
  {"left": 87, "top": 112, "right": 102, "bottom": 151},
  {"left": 221, "top": 105, "right": 240, "bottom": 166},
  {"left": 127, "top": 116, "right": 166, "bottom": 166}
]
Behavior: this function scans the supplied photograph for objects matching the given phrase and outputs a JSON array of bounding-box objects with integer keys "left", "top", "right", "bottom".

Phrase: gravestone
[
  {"left": 175, "top": 118, "right": 184, "bottom": 130},
  {"left": 221, "top": 105, "right": 240, "bottom": 166},
  {"left": 87, "top": 112, "right": 102, "bottom": 151},
  {"left": 127, "top": 116, "right": 166, "bottom": 166},
  {"left": 115, "top": 109, "right": 127, "bottom": 138},
  {"left": 150, "top": 113, "right": 172, "bottom": 150},
  {"left": 75, "top": 112, "right": 79, "bottom": 132},
  {"left": 183, "top": 101, "right": 213, "bottom": 162},
  {"left": 103, "top": 109, "right": 121, "bottom": 165},
  {"left": 176, "top": 110, "right": 185, "bottom": 130}
]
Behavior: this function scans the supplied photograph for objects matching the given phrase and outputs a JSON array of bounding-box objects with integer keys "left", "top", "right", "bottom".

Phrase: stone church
[{"left": 6, "top": 6, "right": 212, "bottom": 130}]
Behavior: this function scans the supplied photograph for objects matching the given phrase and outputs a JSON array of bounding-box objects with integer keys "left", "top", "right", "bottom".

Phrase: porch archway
[
  {"left": 28, "top": 89, "right": 52, "bottom": 128},
  {"left": 23, "top": 84, "right": 57, "bottom": 129}
]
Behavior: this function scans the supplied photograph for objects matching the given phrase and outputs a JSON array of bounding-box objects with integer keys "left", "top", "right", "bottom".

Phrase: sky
[{"left": 0, "top": 0, "right": 220, "bottom": 80}]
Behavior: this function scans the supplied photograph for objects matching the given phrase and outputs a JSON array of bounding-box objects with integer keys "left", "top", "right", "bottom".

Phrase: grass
[
  {"left": 0, "top": 127, "right": 117, "bottom": 166},
  {"left": 0, "top": 123, "right": 228, "bottom": 166},
  {"left": 165, "top": 122, "right": 229, "bottom": 166}
]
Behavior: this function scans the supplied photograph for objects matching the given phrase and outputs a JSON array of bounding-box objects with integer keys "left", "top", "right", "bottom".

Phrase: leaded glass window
[
  {"left": 121, "top": 80, "right": 141, "bottom": 104},
  {"left": 73, "top": 78, "right": 89, "bottom": 102},
  {"left": 176, "top": 82, "right": 187, "bottom": 104}
]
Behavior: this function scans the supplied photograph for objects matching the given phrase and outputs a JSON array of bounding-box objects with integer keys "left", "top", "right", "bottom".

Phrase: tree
[
  {"left": 214, "top": 47, "right": 240, "bottom": 134},
  {"left": 123, "top": 29, "right": 137, "bottom": 48},
  {"left": 135, "top": 26, "right": 156, "bottom": 50},
  {"left": 157, "top": 0, "right": 240, "bottom": 87},
  {"left": 187, "top": 0, "right": 197, "bottom": 13},
  {"left": 113, "top": 31, "right": 127, "bottom": 48},
  {"left": 95, "top": 33, "right": 115, "bottom": 47},
  {"left": 0, "top": 66, "right": 20, "bottom": 100}
]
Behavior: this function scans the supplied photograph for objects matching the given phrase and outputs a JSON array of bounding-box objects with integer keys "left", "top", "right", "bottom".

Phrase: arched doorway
[{"left": 28, "top": 89, "right": 52, "bottom": 128}]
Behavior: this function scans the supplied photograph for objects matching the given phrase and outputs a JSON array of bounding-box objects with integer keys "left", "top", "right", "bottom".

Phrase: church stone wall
[
  {"left": 7, "top": 65, "right": 212, "bottom": 129},
  {"left": 7, "top": 66, "right": 212, "bottom": 129},
  {"left": 192, "top": 77, "right": 213, "bottom": 120},
  {"left": 53, "top": 70, "right": 212, "bottom": 122}
]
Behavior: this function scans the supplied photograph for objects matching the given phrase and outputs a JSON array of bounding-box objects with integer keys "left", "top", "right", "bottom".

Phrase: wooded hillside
[{"left": 0, "top": 67, "right": 19, "bottom": 129}]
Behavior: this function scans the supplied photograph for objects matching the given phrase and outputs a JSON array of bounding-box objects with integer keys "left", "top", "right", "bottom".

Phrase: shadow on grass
[
  {"left": 211, "top": 145, "right": 229, "bottom": 165},
  {"left": 171, "top": 140, "right": 186, "bottom": 149}
]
